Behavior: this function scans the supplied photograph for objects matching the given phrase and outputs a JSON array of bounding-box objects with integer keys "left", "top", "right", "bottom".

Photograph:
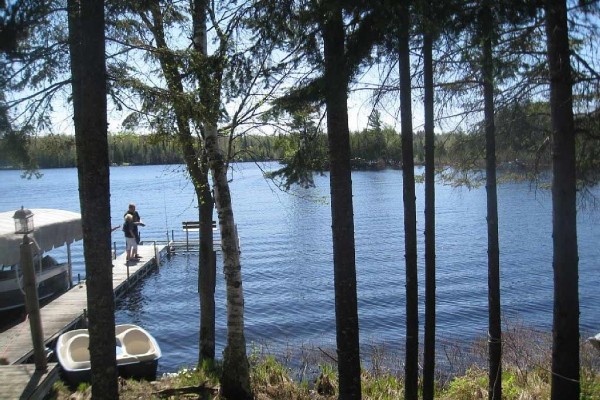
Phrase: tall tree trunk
[
  {"left": 192, "top": 0, "right": 216, "bottom": 364},
  {"left": 479, "top": 3, "right": 502, "bottom": 399},
  {"left": 68, "top": 1, "right": 118, "bottom": 398},
  {"left": 422, "top": 18, "right": 436, "bottom": 400},
  {"left": 398, "top": 4, "right": 419, "bottom": 400},
  {"left": 205, "top": 123, "right": 252, "bottom": 399},
  {"left": 544, "top": 1, "right": 580, "bottom": 398},
  {"left": 190, "top": 1, "right": 251, "bottom": 396},
  {"left": 142, "top": 0, "right": 217, "bottom": 363},
  {"left": 322, "top": 3, "right": 362, "bottom": 399},
  {"left": 198, "top": 153, "right": 216, "bottom": 362}
]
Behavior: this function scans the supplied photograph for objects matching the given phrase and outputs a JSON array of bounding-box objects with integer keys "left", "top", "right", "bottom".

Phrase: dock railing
[
  {"left": 168, "top": 220, "right": 218, "bottom": 252},
  {"left": 111, "top": 221, "right": 221, "bottom": 258}
]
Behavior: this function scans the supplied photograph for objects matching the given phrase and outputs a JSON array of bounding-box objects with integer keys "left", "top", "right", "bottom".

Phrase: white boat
[
  {"left": 589, "top": 333, "right": 600, "bottom": 352},
  {"left": 0, "top": 209, "right": 82, "bottom": 313},
  {"left": 56, "top": 324, "right": 162, "bottom": 385}
]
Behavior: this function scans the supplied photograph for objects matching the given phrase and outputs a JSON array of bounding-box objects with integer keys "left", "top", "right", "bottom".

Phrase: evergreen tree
[
  {"left": 544, "top": 0, "right": 580, "bottom": 397},
  {"left": 420, "top": 0, "right": 437, "bottom": 396},
  {"left": 67, "top": 0, "right": 118, "bottom": 397},
  {"left": 396, "top": 2, "right": 419, "bottom": 397},
  {"left": 322, "top": 2, "right": 362, "bottom": 397}
]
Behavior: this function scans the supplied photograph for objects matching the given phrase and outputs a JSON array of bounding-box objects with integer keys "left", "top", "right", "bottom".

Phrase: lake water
[{"left": 0, "top": 162, "right": 598, "bottom": 374}]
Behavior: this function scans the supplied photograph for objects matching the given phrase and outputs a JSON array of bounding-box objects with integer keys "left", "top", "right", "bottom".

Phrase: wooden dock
[
  {"left": 0, "top": 364, "right": 59, "bottom": 400},
  {"left": 0, "top": 243, "right": 165, "bottom": 400}
]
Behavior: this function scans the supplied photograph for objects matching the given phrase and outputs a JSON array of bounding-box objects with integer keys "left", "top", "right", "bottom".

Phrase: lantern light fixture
[{"left": 13, "top": 206, "right": 34, "bottom": 235}]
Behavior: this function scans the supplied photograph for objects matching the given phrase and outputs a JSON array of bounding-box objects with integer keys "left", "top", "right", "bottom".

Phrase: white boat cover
[{"left": 0, "top": 208, "right": 82, "bottom": 266}]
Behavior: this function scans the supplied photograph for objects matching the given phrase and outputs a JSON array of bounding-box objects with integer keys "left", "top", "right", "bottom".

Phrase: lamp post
[{"left": 13, "top": 207, "right": 47, "bottom": 371}]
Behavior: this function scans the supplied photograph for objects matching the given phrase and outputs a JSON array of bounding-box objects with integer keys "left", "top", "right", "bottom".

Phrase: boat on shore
[
  {"left": 56, "top": 324, "right": 162, "bottom": 385},
  {"left": 589, "top": 333, "right": 600, "bottom": 352},
  {"left": 0, "top": 209, "right": 81, "bottom": 314}
]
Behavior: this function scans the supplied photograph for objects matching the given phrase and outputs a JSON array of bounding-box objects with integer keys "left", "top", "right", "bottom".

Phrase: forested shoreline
[{"left": 4, "top": 99, "right": 597, "bottom": 179}]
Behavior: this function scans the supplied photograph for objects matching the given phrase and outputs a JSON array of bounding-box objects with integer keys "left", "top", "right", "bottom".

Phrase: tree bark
[
  {"left": 206, "top": 124, "right": 252, "bottom": 400},
  {"left": 142, "top": 0, "right": 217, "bottom": 363},
  {"left": 422, "top": 18, "right": 436, "bottom": 400},
  {"left": 322, "top": 3, "right": 362, "bottom": 399},
  {"left": 68, "top": 0, "right": 118, "bottom": 398},
  {"left": 190, "top": 1, "right": 251, "bottom": 396},
  {"left": 192, "top": 0, "right": 217, "bottom": 364},
  {"left": 198, "top": 153, "right": 216, "bottom": 362},
  {"left": 479, "top": 3, "right": 502, "bottom": 399},
  {"left": 544, "top": 1, "right": 580, "bottom": 398},
  {"left": 398, "top": 5, "right": 419, "bottom": 399}
]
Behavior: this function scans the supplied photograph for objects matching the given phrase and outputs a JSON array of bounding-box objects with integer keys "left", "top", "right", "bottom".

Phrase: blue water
[{"left": 1, "top": 163, "right": 598, "bottom": 374}]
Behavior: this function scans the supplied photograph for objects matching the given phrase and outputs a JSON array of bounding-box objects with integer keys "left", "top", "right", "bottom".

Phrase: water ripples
[{"left": 1, "top": 164, "right": 598, "bottom": 373}]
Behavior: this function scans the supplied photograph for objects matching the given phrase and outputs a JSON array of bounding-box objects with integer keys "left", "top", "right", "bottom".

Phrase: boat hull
[
  {"left": 119, "top": 359, "right": 159, "bottom": 381},
  {"left": 59, "top": 360, "right": 159, "bottom": 386},
  {"left": 0, "top": 261, "right": 70, "bottom": 312}
]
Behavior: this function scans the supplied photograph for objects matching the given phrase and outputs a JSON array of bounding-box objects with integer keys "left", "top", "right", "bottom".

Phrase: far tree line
[{"left": 3, "top": 101, "right": 597, "bottom": 181}]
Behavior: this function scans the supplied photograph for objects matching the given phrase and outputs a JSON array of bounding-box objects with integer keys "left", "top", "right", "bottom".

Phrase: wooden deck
[
  {"left": 0, "top": 364, "right": 59, "bottom": 400},
  {"left": 0, "top": 243, "right": 165, "bottom": 399}
]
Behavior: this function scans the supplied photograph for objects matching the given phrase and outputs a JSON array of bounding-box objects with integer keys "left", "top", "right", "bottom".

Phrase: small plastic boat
[
  {"left": 588, "top": 333, "right": 600, "bottom": 352},
  {"left": 56, "top": 324, "right": 161, "bottom": 385}
]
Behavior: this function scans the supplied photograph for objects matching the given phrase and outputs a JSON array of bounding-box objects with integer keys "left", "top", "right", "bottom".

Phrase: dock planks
[
  {"left": 0, "top": 243, "right": 165, "bottom": 399},
  {"left": 0, "top": 363, "right": 59, "bottom": 400}
]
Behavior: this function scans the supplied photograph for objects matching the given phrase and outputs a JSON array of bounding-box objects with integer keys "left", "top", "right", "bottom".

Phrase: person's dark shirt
[
  {"left": 123, "top": 220, "right": 135, "bottom": 238},
  {"left": 124, "top": 210, "right": 141, "bottom": 236}
]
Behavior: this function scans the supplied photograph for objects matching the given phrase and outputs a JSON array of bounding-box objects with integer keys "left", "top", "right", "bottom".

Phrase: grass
[{"left": 48, "top": 326, "right": 600, "bottom": 400}]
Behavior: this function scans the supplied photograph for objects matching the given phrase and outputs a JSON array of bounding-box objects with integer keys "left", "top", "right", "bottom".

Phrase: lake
[{"left": 0, "top": 162, "right": 598, "bottom": 374}]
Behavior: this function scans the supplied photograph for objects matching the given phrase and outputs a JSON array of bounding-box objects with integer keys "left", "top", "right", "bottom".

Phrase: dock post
[
  {"left": 21, "top": 235, "right": 47, "bottom": 371},
  {"left": 166, "top": 231, "right": 171, "bottom": 255},
  {"left": 67, "top": 242, "right": 73, "bottom": 287},
  {"left": 154, "top": 241, "right": 160, "bottom": 267}
]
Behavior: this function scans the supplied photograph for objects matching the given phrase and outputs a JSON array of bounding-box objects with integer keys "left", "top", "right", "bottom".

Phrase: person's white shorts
[{"left": 126, "top": 237, "right": 137, "bottom": 253}]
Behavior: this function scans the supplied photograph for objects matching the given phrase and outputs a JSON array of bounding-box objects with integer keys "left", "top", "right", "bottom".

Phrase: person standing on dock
[
  {"left": 123, "top": 214, "right": 137, "bottom": 263},
  {"left": 124, "top": 203, "right": 145, "bottom": 258}
]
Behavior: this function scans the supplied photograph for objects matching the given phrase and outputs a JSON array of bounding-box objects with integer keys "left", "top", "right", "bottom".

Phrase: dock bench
[
  {"left": 181, "top": 221, "right": 217, "bottom": 251},
  {"left": 182, "top": 220, "right": 217, "bottom": 232}
]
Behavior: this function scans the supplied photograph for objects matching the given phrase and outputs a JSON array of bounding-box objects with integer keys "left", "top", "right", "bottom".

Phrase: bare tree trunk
[
  {"left": 192, "top": 0, "right": 216, "bottom": 364},
  {"left": 479, "top": 3, "right": 502, "bottom": 399},
  {"left": 322, "top": 2, "right": 362, "bottom": 398},
  {"left": 198, "top": 153, "right": 216, "bottom": 362},
  {"left": 205, "top": 125, "right": 251, "bottom": 399},
  {"left": 142, "top": 0, "right": 217, "bottom": 364},
  {"left": 422, "top": 22, "right": 436, "bottom": 400},
  {"left": 544, "top": 1, "right": 580, "bottom": 398},
  {"left": 190, "top": 1, "right": 251, "bottom": 396},
  {"left": 399, "top": 5, "right": 419, "bottom": 399},
  {"left": 68, "top": 0, "right": 118, "bottom": 398}
]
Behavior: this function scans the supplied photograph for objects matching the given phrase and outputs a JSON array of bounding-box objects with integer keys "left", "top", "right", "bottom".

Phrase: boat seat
[
  {"left": 121, "top": 328, "right": 155, "bottom": 361},
  {"left": 67, "top": 334, "right": 91, "bottom": 370}
]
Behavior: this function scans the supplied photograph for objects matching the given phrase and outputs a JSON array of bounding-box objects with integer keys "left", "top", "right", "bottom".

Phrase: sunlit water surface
[{"left": 1, "top": 163, "right": 598, "bottom": 373}]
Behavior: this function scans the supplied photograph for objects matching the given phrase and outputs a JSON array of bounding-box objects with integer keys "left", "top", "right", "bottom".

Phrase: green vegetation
[
  {"left": 49, "top": 326, "right": 600, "bottom": 400},
  {"left": 2, "top": 102, "right": 596, "bottom": 177},
  {"left": 49, "top": 353, "right": 600, "bottom": 400},
  {"left": 1, "top": 101, "right": 597, "bottom": 176},
  {"left": 1, "top": 102, "right": 597, "bottom": 192}
]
